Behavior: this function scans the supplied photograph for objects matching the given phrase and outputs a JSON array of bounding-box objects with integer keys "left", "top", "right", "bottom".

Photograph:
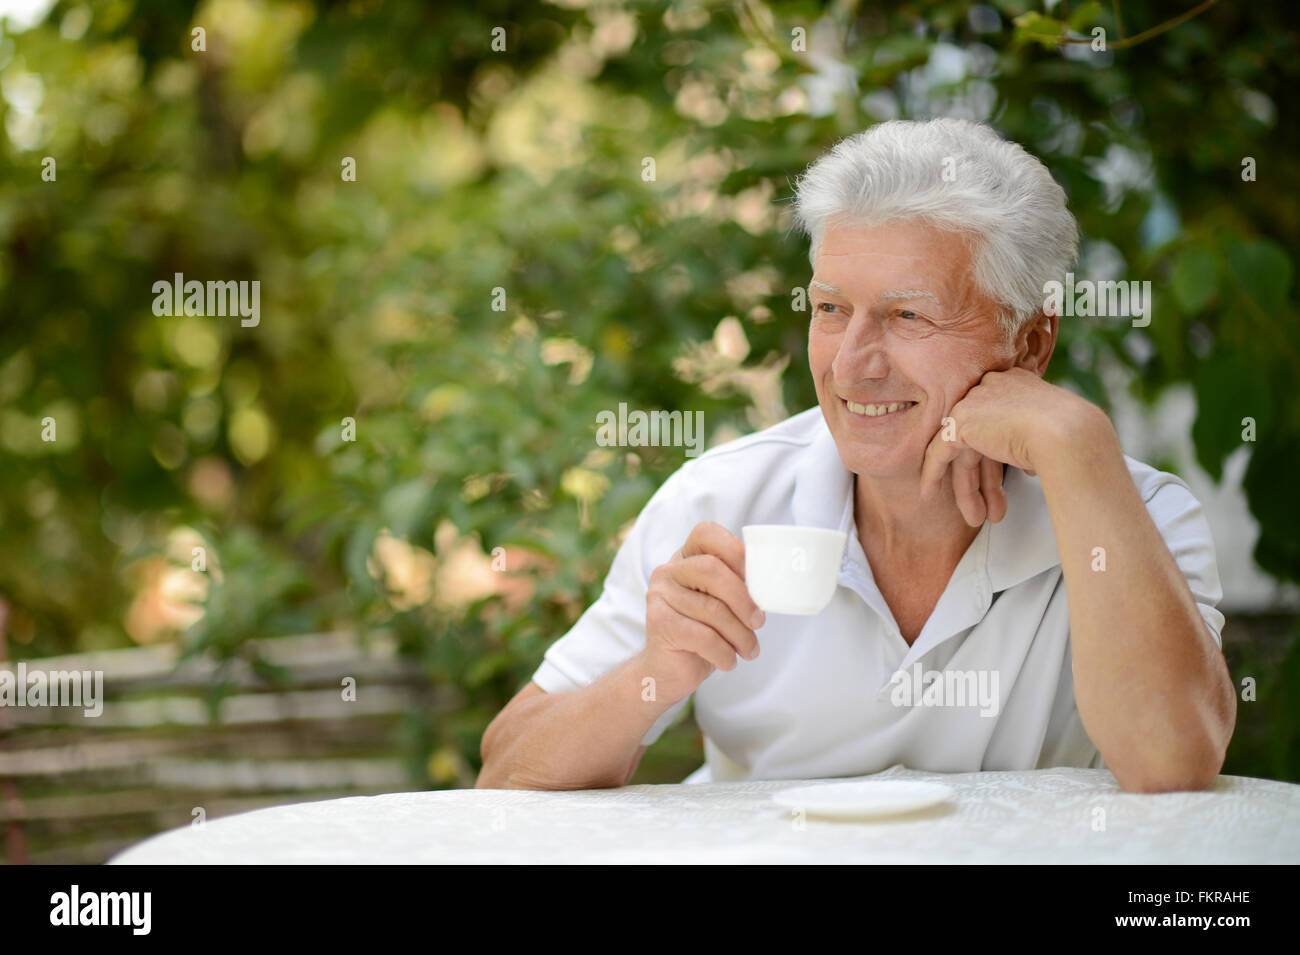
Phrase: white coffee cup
[{"left": 742, "top": 524, "right": 848, "bottom": 616}]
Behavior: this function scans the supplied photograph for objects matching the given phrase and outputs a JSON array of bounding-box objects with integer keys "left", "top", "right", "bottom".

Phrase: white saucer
[{"left": 771, "top": 780, "right": 955, "bottom": 819}]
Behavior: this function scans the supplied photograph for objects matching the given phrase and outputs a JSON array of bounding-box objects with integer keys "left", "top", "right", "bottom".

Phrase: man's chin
[{"left": 836, "top": 446, "right": 922, "bottom": 483}]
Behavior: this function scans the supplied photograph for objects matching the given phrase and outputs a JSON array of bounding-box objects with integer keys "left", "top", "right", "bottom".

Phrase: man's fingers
[
  {"left": 675, "top": 618, "right": 739, "bottom": 672},
  {"left": 952, "top": 449, "right": 986, "bottom": 527},
  {"left": 679, "top": 521, "right": 746, "bottom": 580},
  {"left": 671, "top": 553, "right": 765, "bottom": 630},
  {"left": 649, "top": 596, "right": 738, "bottom": 672},
  {"left": 659, "top": 578, "right": 760, "bottom": 661},
  {"left": 920, "top": 428, "right": 962, "bottom": 498},
  {"left": 980, "top": 455, "right": 1007, "bottom": 524}
]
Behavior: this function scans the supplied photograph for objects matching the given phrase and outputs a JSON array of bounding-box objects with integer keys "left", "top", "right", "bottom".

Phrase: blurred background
[{"left": 1, "top": 0, "right": 1298, "bottom": 863}]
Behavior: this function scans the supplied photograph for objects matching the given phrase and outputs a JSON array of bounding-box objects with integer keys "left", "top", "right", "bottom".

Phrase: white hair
[{"left": 791, "top": 118, "right": 1078, "bottom": 338}]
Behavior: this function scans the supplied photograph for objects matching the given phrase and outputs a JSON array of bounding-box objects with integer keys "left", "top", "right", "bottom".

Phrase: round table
[{"left": 109, "top": 765, "right": 1300, "bottom": 864}]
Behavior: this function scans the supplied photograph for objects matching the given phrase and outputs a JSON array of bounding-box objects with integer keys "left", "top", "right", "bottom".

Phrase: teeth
[{"left": 846, "top": 400, "right": 914, "bottom": 417}]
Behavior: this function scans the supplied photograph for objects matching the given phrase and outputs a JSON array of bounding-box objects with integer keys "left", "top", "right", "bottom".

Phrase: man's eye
[
  {"left": 817, "top": 302, "right": 839, "bottom": 313},
  {"left": 898, "top": 309, "right": 918, "bottom": 320}
]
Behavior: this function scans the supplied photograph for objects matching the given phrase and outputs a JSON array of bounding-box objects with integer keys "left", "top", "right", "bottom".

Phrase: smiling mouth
[{"left": 842, "top": 398, "right": 918, "bottom": 418}]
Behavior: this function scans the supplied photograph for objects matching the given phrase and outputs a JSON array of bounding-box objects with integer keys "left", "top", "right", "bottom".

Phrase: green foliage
[{"left": 2, "top": 0, "right": 1298, "bottom": 783}]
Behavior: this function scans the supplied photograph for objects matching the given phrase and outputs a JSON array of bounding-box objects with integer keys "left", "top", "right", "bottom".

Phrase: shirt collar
[
  {"left": 985, "top": 465, "right": 1063, "bottom": 593},
  {"left": 791, "top": 416, "right": 855, "bottom": 533},
  {"left": 792, "top": 408, "right": 1063, "bottom": 594}
]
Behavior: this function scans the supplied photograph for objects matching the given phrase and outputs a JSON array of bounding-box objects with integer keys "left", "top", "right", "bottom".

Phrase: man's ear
[{"left": 1014, "top": 311, "right": 1057, "bottom": 377}]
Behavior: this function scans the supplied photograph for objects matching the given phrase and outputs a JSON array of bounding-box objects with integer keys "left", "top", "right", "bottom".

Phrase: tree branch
[{"left": 1060, "top": 0, "right": 1218, "bottom": 50}]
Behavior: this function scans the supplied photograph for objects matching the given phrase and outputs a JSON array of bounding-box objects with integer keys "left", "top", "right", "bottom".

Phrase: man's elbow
[
  {"left": 1117, "top": 673, "right": 1236, "bottom": 793},
  {"left": 476, "top": 763, "right": 528, "bottom": 790},
  {"left": 476, "top": 729, "right": 606, "bottom": 791},
  {"left": 477, "top": 724, "right": 534, "bottom": 789},
  {"left": 475, "top": 747, "right": 538, "bottom": 790},
  {"left": 1116, "top": 762, "right": 1221, "bottom": 794},
  {"left": 476, "top": 690, "right": 543, "bottom": 788},
  {"left": 1113, "top": 727, "right": 1230, "bottom": 793},
  {"left": 476, "top": 749, "right": 503, "bottom": 789}
]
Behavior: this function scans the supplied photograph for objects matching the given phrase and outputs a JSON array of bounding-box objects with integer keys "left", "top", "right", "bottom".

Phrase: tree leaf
[
  {"left": 1068, "top": 2, "right": 1104, "bottom": 32},
  {"left": 1012, "top": 12, "right": 1067, "bottom": 49},
  {"left": 1244, "top": 431, "right": 1300, "bottom": 582},
  {"left": 1172, "top": 246, "right": 1217, "bottom": 314},
  {"left": 1191, "top": 352, "right": 1272, "bottom": 482},
  {"left": 1228, "top": 238, "right": 1293, "bottom": 313},
  {"left": 381, "top": 478, "right": 433, "bottom": 539}
]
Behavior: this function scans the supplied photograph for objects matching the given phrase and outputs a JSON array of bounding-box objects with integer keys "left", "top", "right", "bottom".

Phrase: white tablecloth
[{"left": 109, "top": 765, "right": 1300, "bottom": 864}]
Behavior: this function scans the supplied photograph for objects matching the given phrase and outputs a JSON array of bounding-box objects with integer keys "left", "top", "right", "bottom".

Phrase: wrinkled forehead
[{"left": 810, "top": 221, "right": 983, "bottom": 308}]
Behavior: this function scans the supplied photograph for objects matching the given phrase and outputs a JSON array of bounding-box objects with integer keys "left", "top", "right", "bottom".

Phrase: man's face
[{"left": 808, "top": 219, "right": 1017, "bottom": 480}]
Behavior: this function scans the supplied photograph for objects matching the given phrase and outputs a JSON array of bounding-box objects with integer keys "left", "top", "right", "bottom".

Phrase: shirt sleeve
[
  {"left": 530, "top": 463, "right": 700, "bottom": 746},
  {"left": 1141, "top": 474, "right": 1226, "bottom": 649}
]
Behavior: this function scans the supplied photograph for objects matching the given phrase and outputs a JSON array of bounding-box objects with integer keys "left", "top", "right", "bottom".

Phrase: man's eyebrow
[
  {"left": 809, "top": 281, "right": 942, "bottom": 306},
  {"left": 880, "top": 288, "right": 941, "bottom": 304}
]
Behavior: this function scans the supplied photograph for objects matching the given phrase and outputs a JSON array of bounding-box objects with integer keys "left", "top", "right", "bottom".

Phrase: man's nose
[{"left": 833, "top": 315, "right": 890, "bottom": 380}]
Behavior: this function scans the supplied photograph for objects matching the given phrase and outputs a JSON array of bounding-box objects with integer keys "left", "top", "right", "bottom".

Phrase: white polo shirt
[{"left": 530, "top": 406, "right": 1225, "bottom": 783}]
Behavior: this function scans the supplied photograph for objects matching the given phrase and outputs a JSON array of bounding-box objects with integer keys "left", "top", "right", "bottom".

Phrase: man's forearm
[
  {"left": 477, "top": 652, "right": 680, "bottom": 790},
  {"left": 1033, "top": 407, "right": 1236, "bottom": 792}
]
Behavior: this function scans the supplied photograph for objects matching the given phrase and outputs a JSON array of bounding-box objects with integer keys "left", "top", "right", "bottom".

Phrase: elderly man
[{"left": 477, "top": 118, "right": 1235, "bottom": 793}]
